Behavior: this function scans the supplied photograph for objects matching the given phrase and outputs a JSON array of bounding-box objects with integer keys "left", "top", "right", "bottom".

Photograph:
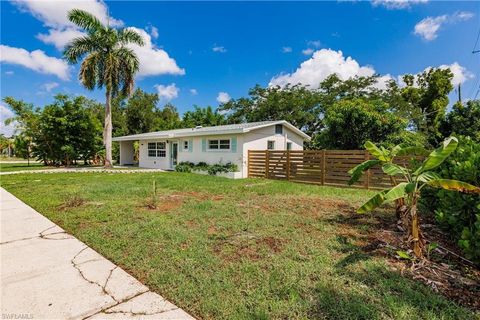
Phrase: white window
[
  {"left": 148, "top": 142, "right": 166, "bottom": 157},
  {"left": 208, "top": 139, "right": 230, "bottom": 150},
  {"left": 267, "top": 140, "right": 275, "bottom": 150},
  {"left": 275, "top": 124, "right": 283, "bottom": 134},
  {"left": 183, "top": 140, "right": 189, "bottom": 151},
  {"left": 287, "top": 142, "right": 292, "bottom": 150}
]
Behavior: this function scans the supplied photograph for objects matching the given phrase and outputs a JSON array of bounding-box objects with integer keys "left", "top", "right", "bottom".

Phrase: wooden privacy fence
[{"left": 248, "top": 150, "right": 416, "bottom": 190}]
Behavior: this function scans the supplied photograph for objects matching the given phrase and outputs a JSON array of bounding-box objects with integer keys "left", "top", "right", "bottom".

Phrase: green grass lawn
[
  {"left": 0, "top": 162, "right": 51, "bottom": 172},
  {"left": 1, "top": 172, "right": 476, "bottom": 320}
]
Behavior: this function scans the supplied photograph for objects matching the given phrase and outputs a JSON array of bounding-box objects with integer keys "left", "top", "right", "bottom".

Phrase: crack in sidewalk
[
  {"left": 1, "top": 226, "right": 70, "bottom": 245},
  {"left": 82, "top": 289, "right": 150, "bottom": 320}
]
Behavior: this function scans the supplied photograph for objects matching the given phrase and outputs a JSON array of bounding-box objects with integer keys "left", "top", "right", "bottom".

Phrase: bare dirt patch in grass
[
  {"left": 58, "top": 194, "right": 87, "bottom": 210},
  {"left": 213, "top": 232, "right": 287, "bottom": 262}
]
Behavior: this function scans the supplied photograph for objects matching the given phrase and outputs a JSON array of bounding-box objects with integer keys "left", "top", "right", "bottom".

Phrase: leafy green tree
[
  {"left": 64, "top": 9, "right": 144, "bottom": 167},
  {"left": 156, "top": 103, "right": 182, "bottom": 130},
  {"left": 32, "top": 95, "right": 102, "bottom": 165},
  {"left": 349, "top": 137, "right": 480, "bottom": 258},
  {"left": 0, "top": 134, "right": 15, "bottom": 157},
  {"left": 440, "top": 100, "right": 480, "bottom": 141},
  {"left": 3, "top": 97, "right": 40, "bottom": 161},
  {"left": 220, "top": 84, "right": 323, "bottom": 136},
  {"left": 13, "top": 135, "right": 32, "bottom": 164},
  {"left": 182, "top": 106, "right": 225, "bottom": 128},
  {"left": 124, "top": 89, "right": 160, "bottom": 134},
  {"left": 316, "top": 98, "right": 406, "bottom": 149},
  {"left": 386, "top": 68, "right": 454, "bottom": 146}
]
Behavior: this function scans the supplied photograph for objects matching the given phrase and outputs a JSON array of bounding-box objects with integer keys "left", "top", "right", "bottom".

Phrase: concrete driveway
[{"left": 0, "top": 187, "right": 194, "bottom": 320}]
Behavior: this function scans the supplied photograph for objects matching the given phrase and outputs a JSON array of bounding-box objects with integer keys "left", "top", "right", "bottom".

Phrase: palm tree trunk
[{"left": 104, "top": 89, "right": 113, "bottom": 168}]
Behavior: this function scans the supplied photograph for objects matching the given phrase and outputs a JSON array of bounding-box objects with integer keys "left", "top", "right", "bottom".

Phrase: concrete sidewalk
[{"left": 0, "top": 187, "right": 194, "bottom": 320}]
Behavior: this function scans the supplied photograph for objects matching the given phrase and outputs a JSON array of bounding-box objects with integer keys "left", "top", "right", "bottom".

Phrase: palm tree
[{"left": 64, "top": 9, "right": 144, "bottom": 167}]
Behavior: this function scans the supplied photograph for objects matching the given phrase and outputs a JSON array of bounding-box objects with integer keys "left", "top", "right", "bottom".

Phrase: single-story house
[{"left": 112, "top": 120, "right": 310, "bottom": 178}]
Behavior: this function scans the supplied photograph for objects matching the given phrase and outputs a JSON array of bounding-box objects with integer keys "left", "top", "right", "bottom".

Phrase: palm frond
[
  {"left": 79, "top": 53, "right": 100, "bottom": 90},
  {"left": 68, "top": 9, "right": 105, "bottom": 33},
  {"left": 118, "top": 28, "right": 145, "bottom": 46},
  {"left": 63, "top": 36, "right": 97, "bottom": 64}
]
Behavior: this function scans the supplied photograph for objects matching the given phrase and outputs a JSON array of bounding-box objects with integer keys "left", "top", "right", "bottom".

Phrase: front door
[{"left": 170, "top": 142, "right": 178, "bottom": 168}]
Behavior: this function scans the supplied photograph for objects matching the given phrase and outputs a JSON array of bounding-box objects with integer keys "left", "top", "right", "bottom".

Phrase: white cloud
[
  {"left": 216, "top": 92, "right": 231, "bottom": 103},
  {"left": 438, "top": 62, "right": 474, "bottom": 86},
  {"left": 414, "top": 11, "right": 474, "bottom": 41},
  {"left": 12, "top": 0, "right": 184, "bottom": 78},
  {"left": 36, "top": 28, "right": 85, "bottom": 50},
  {"left": 270, "top": 48, "right": 472, "bottom": 92},
  {"left": 0, "top": 104, "right": 17, "bottom": 137},
  {"left": 12, "top": 0, "right": 122, "bottom": 51},
  {"left": 155, "top": 83, "right": 179, "bottom": 101},
  {"left": 0, "top": 45, "right": 69, "bottom": 80},
  {"left": 282, "top": 47, "right": 292, "bottom": 53},
  {"left": 5, "top": 71, "right": 14, "bottom": 75},
  {"left": 212, "top": 45, "right": 227, "bottom": 53},
  {"left": 372, "top": 0, "right": 428, "bottom": 10},
  {"left": 190, "top": 89, "right": 198, "bottom": 95},
  {"left": 11, "top": 0, "right": 122, "bottom": 29},
  {"left": 302, "top": 48, "right": 315, "bottom": 56},
  {"left": 41, "top": 82, "right": 60, "bottom": 92},
  {"left": 414, "top": 15, "right": 448, "bottom": 41},
  {"left": 127, "top": 27, "right": 185, "bottom": 77},
  {"left": 307, "top": 40, "right": 321, "bottom": 48},
  {"left": 270, "top": 49, "right": 377, "bottom": 89},
  {"left": 148, "top": 26, "right": 159, "bottom": 39}
]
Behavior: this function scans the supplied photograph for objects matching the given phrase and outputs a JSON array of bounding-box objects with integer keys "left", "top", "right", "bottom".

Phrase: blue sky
[{"left": 1, "top": 1, "right": 479, "bottom": 136}]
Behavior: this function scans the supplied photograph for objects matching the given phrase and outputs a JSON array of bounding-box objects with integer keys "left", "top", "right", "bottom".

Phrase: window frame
[
  {"left": 147, "top": 141, "right": 166, "bottom": 158},
  {"left": 275, "top": 124, "right": 283, "bottom": 135},
  {"left": 286, "top": 142, "right": 292, "bottom": 151},
  {"left": 183, "top": 140, "right": 189, "bottom": 151},
  {"left": 267, "top": 140, "right": 275, "bottom": 150},
  {"left": 207, "top": 138, "right": 231, "bottom": 151}
]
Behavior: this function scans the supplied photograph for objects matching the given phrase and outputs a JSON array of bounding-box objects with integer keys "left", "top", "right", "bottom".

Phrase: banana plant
[
  {"left": 348, "top": 137, "right": 480, "bottom": 258},
  {"left": 348, "top": 141, "right": 429, "bottom": 219}
]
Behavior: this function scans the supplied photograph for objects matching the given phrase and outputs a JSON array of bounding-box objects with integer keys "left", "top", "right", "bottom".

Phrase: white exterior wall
[
  {"left": 138, "top": 135, "right": 244, "bottom": 173},
  {"left": 241, "top": 126, "right": 304, "bottom": 177},
  {"left": 134, "top": 124, "right": 305, "bottom": 178},
  {"left": 138, "top": 140, "right": 170, "bottom": 169}
]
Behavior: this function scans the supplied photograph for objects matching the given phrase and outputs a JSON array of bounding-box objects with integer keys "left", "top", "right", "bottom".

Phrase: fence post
[
  {"left": 286, "top": 151, "right": 290, "bottom": 180},
  {"left": 247, "top": 150, "right": 250, "bottom": 178},
  {"left": 265, "top": 150, "right": 269, "bottom": 179},
  {"left": 321, "top": 149, "right": 326, "bottom": 185},
  {"left": 364, "top": 150, "right": 370, "bottom": 189}
]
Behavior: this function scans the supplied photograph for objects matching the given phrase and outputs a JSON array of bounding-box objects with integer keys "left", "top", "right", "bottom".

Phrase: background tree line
[{"left": 3, "top": 66, "right": 479, "bottom": 165}]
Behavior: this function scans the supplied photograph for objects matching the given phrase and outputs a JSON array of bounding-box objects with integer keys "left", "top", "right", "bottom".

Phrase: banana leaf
[
  {"left": 414, "top": 137, "right": 458, "bottom": 175},
  {"left": 382, "top": 163, "right": 408, "bottom": 177},
  {"left": 417, "top": 171, "right": 441, "bottom": 183},
  {"left": 426, "top": 179, "right": 480, "bottom": 194},
  {"left": 348, "top": 160, "right": 381, "bottom": 185},
  {"left": 383, "top": 182, "right": 414, "bottom": 203},
  {"left": 364, "top": 141, "right": 387, "bottom": 161},
  {"left": 357, "top": 189, "right": 388, "bottom": 213}
]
